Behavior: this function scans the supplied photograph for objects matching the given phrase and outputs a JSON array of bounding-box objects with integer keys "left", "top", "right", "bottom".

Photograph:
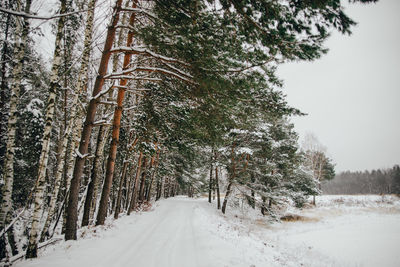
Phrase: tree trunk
[
  {"left": 41, "top": 0, "right": 97, "bottom": 237},
  {"left": 222, "top": 143, "right": 236, "bottom": 214},
  {"left": 261, "top": 196, "right": 266, "bottom": 215},
  {"left": 125, "top": 161, "right": 136, "bottom": 210},
  {"left": 138, "top": 157, "right": 147, "bottom": 203},
  {"left": 95, "top": 0, "right": 137, "bottom": 226},
  {"left": 0, "top": 0, "right": 12, "bottom": 175},
  {"left": 215, "top": 166, "right": 221, "bottom": 209},
  {"left": 164, "top": 177, "right": 169, "bottom": 198},
  {"left": 156, "top": 178, "right": 162, "bottom": 201},
  {"left": 83, "top": 12, "right": 127, "bottom": 224},
  {"left": 0, "top": 0, "right": 31, "bottom": 233},
  {"left": 250, "top": 190, "right": 255, "bottom": 209},
  {"left": 64, "top": 0, "right": 124, "bottom": 241},
  {"left": 221, "top": 181, "right": 232, "bottom": 214},
  {"left": 26, "top": 0, "right": 66, "bottom": 258},
  {"left": 114, "top": 157, "right": 130, "bottom": 219},
  {"left": 146, "top": 150, "right": 159, "bottom": 202},
  {"left": 128, "top": 151, "right": 143, "bottom": 215},
  {"left": 39, "top": 132, "right": 65, "bottom": 242},
  {"left": 160, "top": 176, "right": 166, "bottom": 198},
  {"left": 80, "top": 125, "right": 108, "bottom": 226},
  {"left": 208, "top": 161, "right": 212, "bottom": 203}
]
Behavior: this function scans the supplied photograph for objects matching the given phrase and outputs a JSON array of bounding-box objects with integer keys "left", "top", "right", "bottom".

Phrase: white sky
[{"left": 278, "top": 0, "right": 400, "bottom": 172}]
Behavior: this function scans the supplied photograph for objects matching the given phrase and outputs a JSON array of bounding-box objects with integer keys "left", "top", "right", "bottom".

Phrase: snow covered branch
[
  {"left": 75, "top": 149, "right": 89, "bottom": 159},
  {"left": 105, "top": 66, "right": 195, "bottom": 84},
  {"left": 0, "top": 6, "right": 94, "bottom": 20},
  {"left": 110, "top": 46, "right": 190, "bottom": 67}
]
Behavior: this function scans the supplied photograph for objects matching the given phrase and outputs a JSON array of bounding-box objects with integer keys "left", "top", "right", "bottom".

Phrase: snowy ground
[{"left": 15, "top": 195, "right": 400, "bottom": 267}]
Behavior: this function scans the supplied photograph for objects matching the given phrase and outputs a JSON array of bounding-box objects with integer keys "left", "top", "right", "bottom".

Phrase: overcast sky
[{"left": 278, "top": 0, "right": 400, "bottom": 172}]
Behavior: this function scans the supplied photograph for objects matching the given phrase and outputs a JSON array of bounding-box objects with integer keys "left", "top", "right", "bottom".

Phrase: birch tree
[
  {"left": 0, "top": 0, "right": 31, "bottom": 237},
  {"left": 26, "top": 0, "right": 67, "bottom": 258},
  {"left": 40, "top": 0, "right": 97, "bottom": 241}
]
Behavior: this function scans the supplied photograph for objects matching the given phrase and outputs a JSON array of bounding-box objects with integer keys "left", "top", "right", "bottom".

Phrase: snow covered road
[
  {"left": 17, "top": 197, "right": 266, "bottom": 267},
  {"left": 16, "top": 196, "right": 400, "bottom": 267}
]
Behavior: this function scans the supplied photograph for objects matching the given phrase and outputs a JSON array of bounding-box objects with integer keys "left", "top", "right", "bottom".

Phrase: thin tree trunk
[
  {"left": 50, "top": 194, "right": 67, "bottom": 238},
  {"left": 222, "top": 143, "right": 236, "bottom": 214},
  {"left": 156, "top": 178, "right": 162, "bottom": 201},
  {"left": 261, "top": 196, "right": 266, "bottom": 215},
  {"left": 161, "top": 176, "right": 166, "bottom": 198},
  {"left": 0, "top": 0, "right": 12, "bottom": 171},
  {"left": 65, "top": 0, "right": 124, "bottom": 241},
  {"left": 81, "top": 125, "right": 108, "bottom": 226},
  {"left": 249, "top": 173, "right": 255, "bottom": 209},
  {"left": 128, "top": 151, "right": 143, "bottom": 215},
  {"left": 208, "top": 160, "right": 212, "bottom": 203},
  {"left": 221, "top": 181, "right": 232, "bottom": 214},
  {"left": 215, "top": 166, "right": 220, "bottom": 209},
  {"left": 0, "top": 0, "right": 31, "bottom": 233},
  {"left": 39, "top": 132, "right": 64, "bottom": 242},
  {"left": 42, "top": 0, "right": 97, "bottom": 236},
  {"left": 146, "top": 150, "right": 159, "bottom": 202},
  {"left": 125, "top": 161, "right": 136, "bottom": 210},
  {"left": 114, "top": 157, "right": 130, "bottom": 219},
  {"left": 62, "top": 115, "right": 85, "bottom": 233},
  {"left": 250, "top": 190, "right": 255, "bottom": 209},
  {"left": 95, "top": 1, "right": 137, "bottom": 226},
  {"left": 26, "top": 0, "right": 66, "bottom": 258},
  {"left": 138, "top": 157, "right": 147, "bottom": 203},
  {"left": 164, "top": 177, "right": 169, "bottom": 198},
  {"left": 144, "top": 155, "right": 154, "bottom": 201}
]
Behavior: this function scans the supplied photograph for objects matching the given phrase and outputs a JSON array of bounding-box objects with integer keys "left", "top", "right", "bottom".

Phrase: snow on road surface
[
  {"left": 17, "top": 197, "right": 272, "bottom": 267},
  {"left": 16, "top": 196, "right": 400, "bottom": 267}
]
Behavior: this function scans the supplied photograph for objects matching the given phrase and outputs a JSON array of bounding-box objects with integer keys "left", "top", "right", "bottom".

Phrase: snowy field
[{"left": 15, "top": 195, "right": 400, "bottom": 267}]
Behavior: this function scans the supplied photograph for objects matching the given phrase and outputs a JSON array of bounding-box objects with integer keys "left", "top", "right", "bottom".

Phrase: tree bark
[
  {"left": 0, "top": 0, "right": 12, "bottom": 173},
  {"left": 128, "top": 151, "right": 143, "bottom": 215},
  {"left": 0, "top": 0, "right": 31, "bottom": 233},
  {"left": 26, "top": 0, "right": 66, "bottom": 258},
  {"left": 113, "top": 147, "right": 131, "bottom": 219},
  {"left": 261, "top": 196, "right": 266, "bottom": 215},
  {"left": 81, "top": 125, "right": 108, "bottom": 226},
  {"left": 65, "top": 0, "right": 124, "bottom": 241},
  {"left": 125, "top": 160, "right": 136, "bottom": 210},
  {"left": 164, "top": 177, "right": 169, "bottom": 198},
  {"left": 215, "top": 165, "right": 220, "bottom": 209},
  {"left": 208, "top": 160, "right": 212, "bottom": 203},
  {"left": 222, "top": 143, "right": 236, "bottom": 214},
  {"left": 156, "top": 178, "right": 162, "bottom": 201},
  {"left": 39, "top": 132, "right": 65, "bottom": 242},
  {"left": 81, "top": 6, "right": 128, "bottom": 226},
  {"left": 41, "top": 0, "right": 97, "bottom": 238},
  {"left": 95, "top": 1, "right": 137, "bottom": 226},
  {"left": 138, "top": 157, "right": 147, "bottom": 203},
  {"left": 146, "top": 150, "right": 159, "bottom": 202}
]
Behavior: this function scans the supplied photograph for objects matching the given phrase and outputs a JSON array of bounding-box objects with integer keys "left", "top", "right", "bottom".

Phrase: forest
[
  {"left": 323, "top": 165, "right": 400, "bottom": 195},
  {"left": 0, "top": 0, "right": 376, "bottom": 263}
]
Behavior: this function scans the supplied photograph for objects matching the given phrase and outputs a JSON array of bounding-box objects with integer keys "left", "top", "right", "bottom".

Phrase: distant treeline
[{"left": 322, "top": 165, "right": 400, "bottom": 195}]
